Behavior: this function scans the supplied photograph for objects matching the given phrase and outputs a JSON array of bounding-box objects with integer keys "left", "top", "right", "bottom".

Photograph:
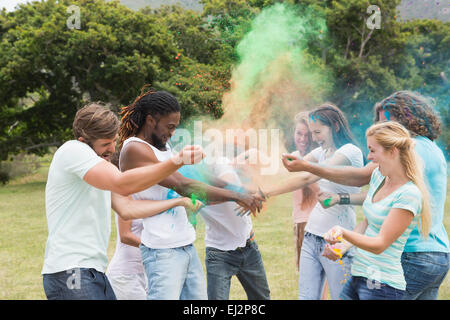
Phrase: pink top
[
  {"left": 292, "top": 186, "right": 320, "bottom": 223},
  {"left": 291, "top": 151, "right": 320, "bottom": 223}
]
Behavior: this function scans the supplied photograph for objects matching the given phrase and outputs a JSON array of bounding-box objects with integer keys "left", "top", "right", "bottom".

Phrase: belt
[{"left": 236, "top": 230, "right": 255, "bottom": 251}]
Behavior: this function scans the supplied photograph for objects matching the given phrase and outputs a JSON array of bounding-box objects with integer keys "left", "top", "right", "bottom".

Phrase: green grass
[{"left": 0, "top": 161, "right": 448, "bottom": 299}]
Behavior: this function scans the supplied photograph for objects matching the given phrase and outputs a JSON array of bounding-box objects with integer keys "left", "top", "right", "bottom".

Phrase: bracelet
[{"left": 338, "top": 193, "right": 350, "bottom": 205}]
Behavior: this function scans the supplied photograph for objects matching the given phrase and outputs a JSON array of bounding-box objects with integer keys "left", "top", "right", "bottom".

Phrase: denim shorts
[
  {"left": 43, "top": 268, "right": 116, "bottom": 300},
  {"left": 340, "top": 276, "right": 405, "bottom": 300}
]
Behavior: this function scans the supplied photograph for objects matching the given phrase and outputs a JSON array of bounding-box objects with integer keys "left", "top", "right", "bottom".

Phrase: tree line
[{"left": 0, "top": 0, "right": 448, "bottom": 162}]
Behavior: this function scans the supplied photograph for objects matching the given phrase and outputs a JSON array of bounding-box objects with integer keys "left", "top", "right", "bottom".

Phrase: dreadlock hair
[{"left": 118, "top": 84, "right": 181, "bottom": 150}]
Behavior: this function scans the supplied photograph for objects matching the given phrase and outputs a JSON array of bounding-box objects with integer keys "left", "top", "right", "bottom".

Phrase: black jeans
[
  {"left": 205, "top": 240, "right": 270, "bottom": 300},
  {"left": 43, "top": 268, "right": 116, "bottom": 300}
]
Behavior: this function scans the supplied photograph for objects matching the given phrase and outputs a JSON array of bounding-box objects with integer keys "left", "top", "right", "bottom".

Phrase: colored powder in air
[
  {"left": 220, "top": 3, "right": 330, "bottom": 132},
  {"left": 189, "top": 193, "right": 199, "bottom": 227},
  {"left": 332, "top": 247, "right": 348, "bottom": 284}
]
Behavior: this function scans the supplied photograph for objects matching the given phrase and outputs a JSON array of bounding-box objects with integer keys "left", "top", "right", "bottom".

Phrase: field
[{"left": 0, "top": 157, "right": 448, "bottom": 299}]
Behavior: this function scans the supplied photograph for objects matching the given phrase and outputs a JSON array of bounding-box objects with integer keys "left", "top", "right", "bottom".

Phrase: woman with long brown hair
[{"left": 259, "top": 103, "right": 364, "bottom": 299}]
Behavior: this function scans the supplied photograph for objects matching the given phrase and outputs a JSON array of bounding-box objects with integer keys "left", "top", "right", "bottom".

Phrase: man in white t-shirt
[
  {"left": 118, "top": 90, "right": 263, "bottom": 300},
  {"left": 42, "top": 103, "right": 204, "bottom": 300},
  {"left": 178, "top": 158, "right": 270, "bottom": 300}
]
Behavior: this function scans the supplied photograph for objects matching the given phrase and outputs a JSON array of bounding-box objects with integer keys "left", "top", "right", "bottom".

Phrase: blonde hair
[{"left": 366, "top": 121, "right": 431, "bottom": 238}]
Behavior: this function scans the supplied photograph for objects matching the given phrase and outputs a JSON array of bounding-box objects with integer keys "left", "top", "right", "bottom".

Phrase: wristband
[{"left": 338, "top": 193, "right": 350, "bottom": 205}]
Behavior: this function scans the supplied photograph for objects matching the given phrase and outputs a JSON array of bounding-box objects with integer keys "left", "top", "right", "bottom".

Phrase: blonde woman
[{"left": 323, "top": 121, "right": 431, "bottom": 300}]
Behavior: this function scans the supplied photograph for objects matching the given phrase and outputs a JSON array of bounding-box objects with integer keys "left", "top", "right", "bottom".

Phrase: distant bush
[{"left": 0, "top": 153, "right": 42, "bottom": 185}]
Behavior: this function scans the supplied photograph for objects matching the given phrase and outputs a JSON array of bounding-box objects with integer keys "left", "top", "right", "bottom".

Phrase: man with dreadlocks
[
  {"left": 284, "top": 90, "right": 449, "bottom": 300},
  {"left": 118, "top": 86, "right": 263, "bottom": 300},
  {"left": 42, "top": 102, "right": 205, "bottom": 300}
]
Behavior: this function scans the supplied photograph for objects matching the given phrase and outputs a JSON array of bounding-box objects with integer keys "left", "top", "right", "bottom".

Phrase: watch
[{"left": 338, "top": 193, "right": 350, "bottom": 205}]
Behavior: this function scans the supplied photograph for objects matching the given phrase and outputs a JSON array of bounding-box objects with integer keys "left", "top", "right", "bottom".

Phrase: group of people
[
  {"left": 41, "top": 86, "right": 449, "bottom": 300},
  {"left": 274, "top": 91, "right": 448, "bottom": 300}
]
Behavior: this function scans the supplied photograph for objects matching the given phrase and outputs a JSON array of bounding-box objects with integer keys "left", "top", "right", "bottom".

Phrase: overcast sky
[
  {"left": 1, "top": 0, "right": 448, "bottom": 20},
  {"left": 1, "top": 0, "right": 35, "bottom": 12}
]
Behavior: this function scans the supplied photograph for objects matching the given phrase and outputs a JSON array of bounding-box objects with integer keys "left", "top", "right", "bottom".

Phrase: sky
[
  {"left": 1, "top": 0, "right": 449, "bottom": 21},
  {"left": 1, "top": 0, "right": 35, "bottom": 12}
]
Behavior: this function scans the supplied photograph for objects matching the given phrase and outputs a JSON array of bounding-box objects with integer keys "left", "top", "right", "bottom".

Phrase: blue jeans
[
  {"left": 340, "top": 276, "right": 405, "bottom": 300},
  {"left": 140, "top": 243, "right": 207, "bottom": 300},
  {"left": 43, "top": 268, "right": 116, "bottom": 300},
  {"left": 298, "top": 232, "right": 353, "bottom": 300},
  {"left": 401, "top": 251, "right": 450, "bottom": 300},
  {"left": 205, "top": 240, "right": 270, "bottom": 300}
]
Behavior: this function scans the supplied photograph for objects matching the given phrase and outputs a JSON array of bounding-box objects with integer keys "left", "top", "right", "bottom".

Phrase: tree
[{"left": 0, "top": 0, "right": 223, "bottom": 160}]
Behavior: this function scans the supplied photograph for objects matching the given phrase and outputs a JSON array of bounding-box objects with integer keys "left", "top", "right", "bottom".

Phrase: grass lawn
[{"left": 0, "top": 159, "right": 448, "bottom": 299}]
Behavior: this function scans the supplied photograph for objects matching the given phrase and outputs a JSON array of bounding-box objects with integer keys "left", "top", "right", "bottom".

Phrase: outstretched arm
[
  {"left": 261, "top": 152, "right": 353, "bottom": 198},
  {"left": 318, "top": 191, "right": 368, "bottom": 209},
  {"left": 111, "top": 192, "right": 202, "bottom": 221},
  {"left": 283, "top": 159, "right": 377, "bottom": 188},
  {"left": 120, "top": 142, "right": 262, "bottom": 215},
  {"left": 83, "top": 145, "right": 205, "bottom": 196}
]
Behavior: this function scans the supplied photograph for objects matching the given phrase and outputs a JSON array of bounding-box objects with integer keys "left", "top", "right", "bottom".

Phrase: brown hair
[
  {"left": 293, "top": 111, "right": 318, "bottom": 210},
  {"left": 294, "top": 111, "right": 316, "bottom": 155},
  {"left": 309, "top": 103, "right": 358, "bottom": 149},
  {"left": 373, "top": 91, "right": 442, "bottom": 141},
  {"left": 72, "top": 102, "right": 120, "bottom": 145}
]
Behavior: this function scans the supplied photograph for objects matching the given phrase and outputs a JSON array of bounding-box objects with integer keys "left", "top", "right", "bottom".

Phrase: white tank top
[{"left": 120, "top": 137, "right": 196, "bottom": 249}]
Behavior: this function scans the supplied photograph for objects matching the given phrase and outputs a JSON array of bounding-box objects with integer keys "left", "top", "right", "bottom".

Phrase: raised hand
[
  {"left": 281, "top": 153, "right": 309, "bottom": 172},
  {"left": 172, "top": 145, "right": 205, "bottom": 165},
  {"left": 318, "top": 191, "right": 339, "bottom": 209}
]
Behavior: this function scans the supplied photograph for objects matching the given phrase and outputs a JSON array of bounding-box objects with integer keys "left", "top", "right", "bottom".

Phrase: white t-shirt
[
  {"left": 200, "top": 158, "right": 253, "bottom": 251},
  {"left": 106, "top": 215, "right": 145, "bottom": 275},
  {"left": 120, "top": 137, "right": 195, "bottom": 249},
  {"left": 305, "top": 143, "right": 364, "bottom": 237},
  {"left": 42, "top": 140, "right": 110, "bottom": 274}
]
